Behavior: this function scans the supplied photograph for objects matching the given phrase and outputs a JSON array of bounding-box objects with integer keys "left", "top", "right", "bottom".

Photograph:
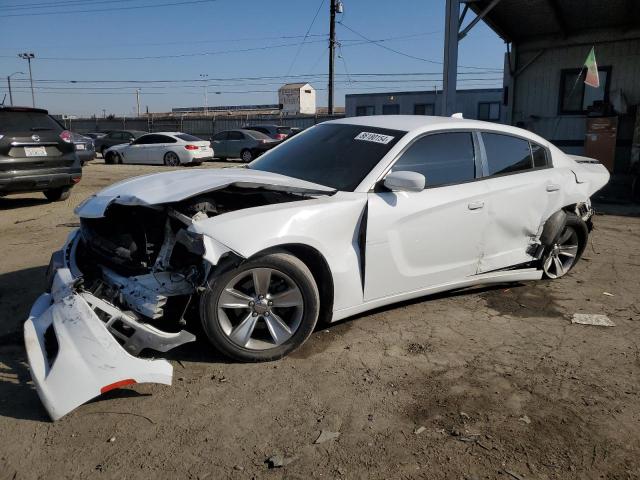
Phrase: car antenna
[{"left": 0, "top": 94, "right": 6, "bottom": 106}]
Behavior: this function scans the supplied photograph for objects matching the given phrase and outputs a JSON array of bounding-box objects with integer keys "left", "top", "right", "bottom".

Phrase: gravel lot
[{"left": 1, "top": 160, "right": 639, "bottom": 480}]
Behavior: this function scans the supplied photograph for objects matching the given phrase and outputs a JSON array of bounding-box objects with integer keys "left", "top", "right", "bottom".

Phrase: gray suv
[{"left": 0, "top": 107, "right": 81, "bottom": 201}]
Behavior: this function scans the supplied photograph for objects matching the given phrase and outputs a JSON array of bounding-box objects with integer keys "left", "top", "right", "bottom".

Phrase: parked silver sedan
[{"left": 212, "top": 129, "right": 280, "bottom": 162}]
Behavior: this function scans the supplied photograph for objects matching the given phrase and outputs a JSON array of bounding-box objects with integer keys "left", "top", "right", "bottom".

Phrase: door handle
[
  {"left": 546, "top": 184, "right": 561, "bottom": 192},
  {"left": 467, "top": 200, "right": 484, "bottom": 210}
]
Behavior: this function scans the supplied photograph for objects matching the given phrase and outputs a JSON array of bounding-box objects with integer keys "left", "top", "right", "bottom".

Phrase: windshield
[{"left": 249, "top": 123, "right": 405, "bottom": 191}]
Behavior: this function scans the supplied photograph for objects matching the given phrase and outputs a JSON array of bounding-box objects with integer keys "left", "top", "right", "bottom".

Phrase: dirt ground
[{"left": 1, "top": 160, "right": 639, "bottom": 480}]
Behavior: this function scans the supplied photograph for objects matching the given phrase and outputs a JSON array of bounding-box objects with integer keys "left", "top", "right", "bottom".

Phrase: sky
[{"left": 0, "top": 0, "right": 506, "bottom": 117}]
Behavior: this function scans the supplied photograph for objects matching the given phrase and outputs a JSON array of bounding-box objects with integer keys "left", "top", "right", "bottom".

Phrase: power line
[
  {"left": 0, "top": 33, "right": 328, "bottom": 50},
  {"left": 2, "top": 0, "right": 147, "bottom": 12},
  {"left": 285, "top": 0, "right": 325, "bottom": 77},
  {"left": 337, "top": 22, "right": 501, "bottom": 71},
  {"left": 0, "top": 39, "right": 328, "bottom": 61},
  {"left": 0, "top": 0, "right": 219, "bottom": 18},
  {"left": 8, "top": 71, "right": 501, "bottom": 85}
]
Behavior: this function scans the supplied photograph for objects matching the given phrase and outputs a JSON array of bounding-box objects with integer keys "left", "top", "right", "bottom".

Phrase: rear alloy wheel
[
  {"left": 201, "top": 252, "right": 320, "bottom": 361},
  {"left": 240, "top": 149, "right": 253, "bottom": 163},
  {"left": 164, "top": 151, "right": 181, "bottom": 166},
  {"left": 44, "top": 187, "right": 71, "bottom": 202},
  {"left": 542, "top": 214, "right": 587, "bottom": 279},
  {"left": 112, "top": 152, "right": 122, "bottom": 164}
]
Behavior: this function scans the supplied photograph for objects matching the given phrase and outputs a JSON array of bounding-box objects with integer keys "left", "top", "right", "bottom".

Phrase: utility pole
[
  {"left": 136, "top": 89, "right": 141, "bottom": 117},
  {"left": 7, "top": 72, "right": 23, "bottom": 106},
  {"left": 102, "top": 108, "right": 106, "bottom": 119},
  {"left": 328, "top": 0, "right": 337, "bottom": 114},
  {"left": 18, "top": 53, "right": 35, "bottom": 107},
  {"left": 200, "top": 74, "right": 209, "bottom": 115}
]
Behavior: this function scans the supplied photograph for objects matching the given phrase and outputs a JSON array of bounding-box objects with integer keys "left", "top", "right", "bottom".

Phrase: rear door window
[
  {"left": 482, "top": 133, "right": 533, "bottom": 176},
  {"left": 531, "top": 143, "right": 549, "bottom": 168},
  {"left": 0, "top": 111, "right": 62, "bottom": 132},
  {"left": 391, "top": 132, "right": 477, "bottom": 188}
]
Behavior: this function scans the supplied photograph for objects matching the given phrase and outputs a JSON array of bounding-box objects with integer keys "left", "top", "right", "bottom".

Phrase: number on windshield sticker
[{"left": 354, "top": 131, "right": 395, "bottom": 145}]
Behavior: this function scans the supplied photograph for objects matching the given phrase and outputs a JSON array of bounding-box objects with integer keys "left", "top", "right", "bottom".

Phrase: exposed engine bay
[{"left": 73, "top": 187, "right": 313, "bottom": 351}]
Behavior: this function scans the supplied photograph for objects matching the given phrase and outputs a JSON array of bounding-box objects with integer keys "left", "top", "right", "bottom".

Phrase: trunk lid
[{"left": 0, "top": 110, "right": 76, "bottom": 172}]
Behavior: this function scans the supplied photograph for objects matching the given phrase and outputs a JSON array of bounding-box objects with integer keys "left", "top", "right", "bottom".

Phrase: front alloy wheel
[{"left": 201, "top": 252, "right": 320, "bottom": 361}]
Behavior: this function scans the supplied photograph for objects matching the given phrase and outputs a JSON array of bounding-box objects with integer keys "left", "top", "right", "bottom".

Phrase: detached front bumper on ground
[{"left": 24, "top": 267, "right": 176, "bottom": 421}]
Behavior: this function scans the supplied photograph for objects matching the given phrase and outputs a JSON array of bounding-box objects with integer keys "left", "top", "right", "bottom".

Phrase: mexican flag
[{"left": 584, "top": 47, "right": 600, "bottom": 88}]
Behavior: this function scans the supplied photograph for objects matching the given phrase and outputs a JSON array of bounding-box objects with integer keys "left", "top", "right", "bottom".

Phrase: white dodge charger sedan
[
  {"left": 25, "top": 115, "right": 609, "bottom": 419},
  {"left": 104, "top": 132, "right": 213, "bottom": 166}
]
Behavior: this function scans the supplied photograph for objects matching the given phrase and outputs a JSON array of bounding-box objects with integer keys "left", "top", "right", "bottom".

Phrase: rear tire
[
  {"left": 44, "top": 187, "right": 71, "bottom": 202},
  {"left": 164, "top": 151, "right": 181, "bottom": 166},
  {"left": 541, "top": 213, "right": 588, "bottom": 279},
  {"left": 240, "top": 149, "right": 253, "bottom": 163},
  {"left": 200, "top": 252, "right": 320, "bottom": 362},
  {"left": 104, "top": 152, "right": 114, "bottom": 164}
]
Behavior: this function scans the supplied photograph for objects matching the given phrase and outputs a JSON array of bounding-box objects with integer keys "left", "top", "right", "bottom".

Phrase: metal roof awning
[{"left": 468, "top": 0, "right": 640, "bottom": 43}]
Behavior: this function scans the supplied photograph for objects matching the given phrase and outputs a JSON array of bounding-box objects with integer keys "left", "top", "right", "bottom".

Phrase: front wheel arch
[{"left": 255, "top": 244, "right": 335, "bottom": 325}]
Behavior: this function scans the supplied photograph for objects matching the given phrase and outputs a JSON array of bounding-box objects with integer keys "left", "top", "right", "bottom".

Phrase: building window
[
  {"left": 478, "top": 102, "right": 501, "bottom": 121},
  {"left": 559, "top": 67, "right": 611, "bottom": 114},
  {"left": 382, "top": 104, "right": 400, "bottom": 115},
  {"left": 355, "top": 105, "right": 375, "bottom": 116},
  {"left": 414, "top": 103, "right": 435, "bottom": 115}
]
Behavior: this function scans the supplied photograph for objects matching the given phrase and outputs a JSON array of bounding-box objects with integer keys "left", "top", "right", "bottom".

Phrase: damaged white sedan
[{"left": 25, "top": 115, "right": 609, "bottom": 420}]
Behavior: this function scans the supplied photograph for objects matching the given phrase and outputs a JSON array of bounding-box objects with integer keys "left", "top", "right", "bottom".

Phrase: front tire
[
  {"left": 44, "top": 187, "right": 71, "bottom": 202},
  {"left": 201, "top": 252, "right": 320, "bottom": 362},
  {"left": 542, "top": 213, "right": 588, "bottom": 279}
]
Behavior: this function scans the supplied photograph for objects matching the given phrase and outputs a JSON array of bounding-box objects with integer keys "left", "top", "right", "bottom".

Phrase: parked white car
[
  {"left": 25, "top": 115, "right": 609, "bottom": 420},
  {"left": 104, "top": 132, "right": 213, "bottom": 166}
]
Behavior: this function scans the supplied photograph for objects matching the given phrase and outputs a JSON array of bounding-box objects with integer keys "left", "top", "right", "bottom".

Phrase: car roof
[
  {"left": 326, "top": 115, "right": 550, "bottom": 145},
  {"left": 0, "top": 106, "right": 49, "bottom": 114}
]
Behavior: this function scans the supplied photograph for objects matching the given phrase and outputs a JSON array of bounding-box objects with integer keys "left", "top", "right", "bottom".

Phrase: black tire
[
  {"left": 164, "top": 151, "right": 181, "bottom": 166},
  {"left": 541, "top": 212, "right": 588, "bottom": 279},
  {"left": 200, "top": 252, "right": 320, "bottom": 362},
  {"left": 240, "top": 149, "right": 253, "bottom": 163},
  {"left": 44, "top": 187, "right": 71, "bottom": 202},
  {"left": 112, "top": 152, "right": 123, "bottom": 164},
  {"left": 104, "top": 151, "right": 114, "bottom": 164}
]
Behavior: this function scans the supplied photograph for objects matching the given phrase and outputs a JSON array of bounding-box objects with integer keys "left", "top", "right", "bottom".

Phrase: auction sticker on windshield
[{"left": 354, "top": 131, "right": 395, "bottom": 145}]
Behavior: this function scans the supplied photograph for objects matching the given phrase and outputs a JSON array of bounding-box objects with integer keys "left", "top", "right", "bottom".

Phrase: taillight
[
  {"left": 184, "top": 145, "right": 199, "bottom": 150},
  {"left": 60, "top": 130, "right": 72, "bottom": 143},
  {"left": 275, "top": 133, "right": 287, "bottom": 140}
]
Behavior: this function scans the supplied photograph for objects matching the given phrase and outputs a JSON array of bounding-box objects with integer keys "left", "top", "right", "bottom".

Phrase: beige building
[{"left": 278, "top": 83, "right": 316, "bottom": 115}]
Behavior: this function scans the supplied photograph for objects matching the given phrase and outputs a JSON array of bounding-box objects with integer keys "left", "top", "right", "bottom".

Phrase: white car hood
[{"left": 75, "top": 167, "right": 335, "bottom": 218}]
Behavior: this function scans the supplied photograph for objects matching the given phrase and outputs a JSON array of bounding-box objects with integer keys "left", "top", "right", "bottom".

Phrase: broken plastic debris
[
  {"left": 571, "top": 313, "right": 615, "bottom": 327},
  {"left": 518, "top": 415, "right": 531, "bottom": 424},
  {"left": 314, "top": 430, "right": 341, "bottom": 444},
  {"left": 414, "top": 426, "right": 426, "bottom": 435},
  {"left": 602, "top": 292, "right": 615, "bottom": 297}
]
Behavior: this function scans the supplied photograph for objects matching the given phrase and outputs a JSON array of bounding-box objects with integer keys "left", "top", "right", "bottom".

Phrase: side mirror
[{"left": 383, "top": 170, "right": 425, "bottom": 192}]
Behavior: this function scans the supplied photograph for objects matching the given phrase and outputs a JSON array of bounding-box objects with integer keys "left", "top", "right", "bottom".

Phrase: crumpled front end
[
  {"left": 24, "top": 268, "right": 174, "bottom": 421},
  {"left": 25, "top": 181, "right": 324, "bottom": 420}
]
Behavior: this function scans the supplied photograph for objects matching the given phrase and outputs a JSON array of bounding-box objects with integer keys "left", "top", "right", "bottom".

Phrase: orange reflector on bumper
[{"left": 100, "top": 379, "right": 136, "bottom": 394}]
